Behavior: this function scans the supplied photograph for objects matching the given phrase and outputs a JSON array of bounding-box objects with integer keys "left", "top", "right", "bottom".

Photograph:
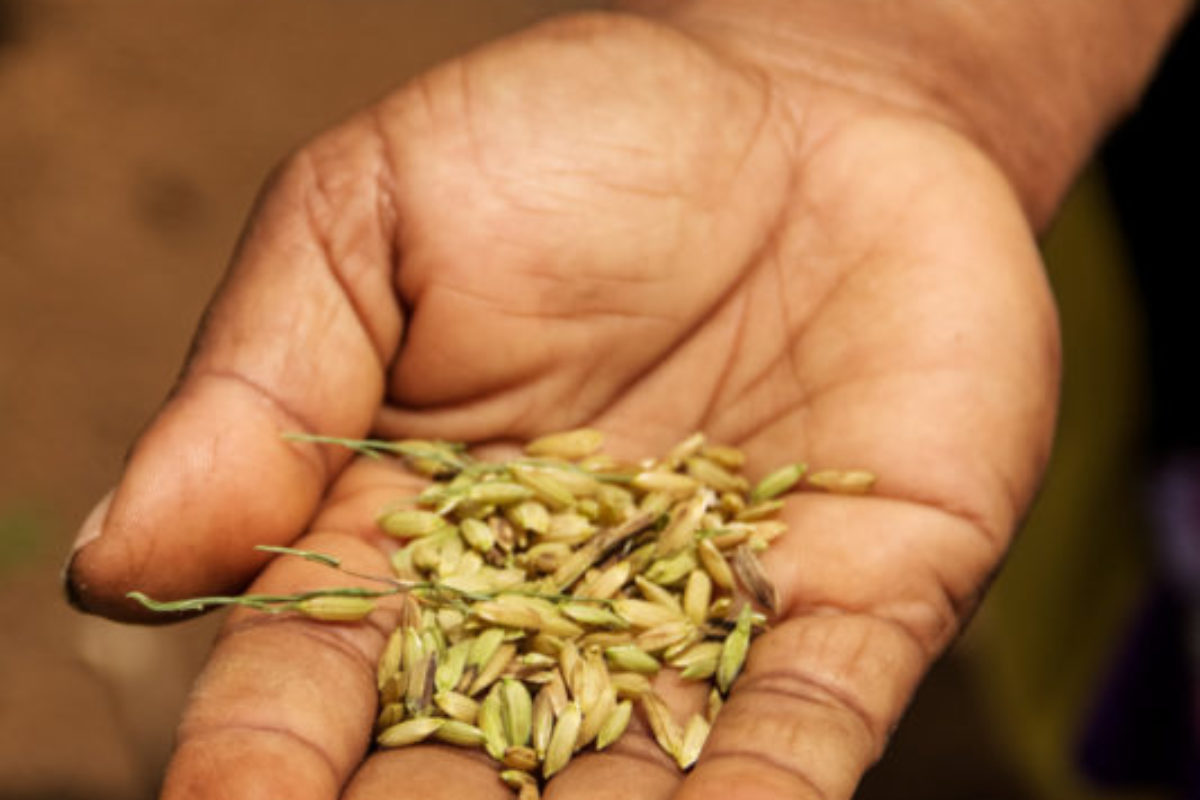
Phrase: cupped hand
[{"left": 66, "top": 13, "right": 1059, "bottom": 800}]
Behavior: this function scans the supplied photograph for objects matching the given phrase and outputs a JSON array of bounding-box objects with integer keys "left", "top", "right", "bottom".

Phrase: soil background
[{"left": 0, "top": 2, "right": 1069, "bottom": 798}]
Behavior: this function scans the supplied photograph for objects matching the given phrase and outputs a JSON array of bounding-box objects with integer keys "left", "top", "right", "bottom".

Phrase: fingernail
[
  {"left": 72, "top": 488, "right": 115, "bottom": 554},
  {"left": 62, "top": 488, "right": 115, "bottom": 611}
]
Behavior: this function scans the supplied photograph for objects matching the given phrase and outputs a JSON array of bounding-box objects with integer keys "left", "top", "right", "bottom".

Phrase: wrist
[{"left": 615, "top": 0, "right": 1191, "bottom": 229}]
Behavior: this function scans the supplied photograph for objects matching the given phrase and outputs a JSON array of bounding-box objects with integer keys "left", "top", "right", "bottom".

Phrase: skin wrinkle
[
  {"left": 689, "top": 126, "right": 801, "bottom": 436},
  {"left": 677, "top": 13, "right": 953, "bottom": 162},
  {"left": 789, "top": 575, "right": 955, "bottom": 661},
  {"left": 702, "top": 615, "right": 929, "bottom": 794},
  {"left": 393, "top": 247, "right": 715, "bottom": 427},
  {"left": 545, "top": 745, "right": 682, "bottom": 799},
  {"left": 556, "top": 165, "right": 690, "bottom": 201},
  {"left": 388, "top": 211, "right": 705, "bottom": 412},
  {"left": 543, "top": 157, "right": 690, "bottom": 223},
  {"left": 275, "top": 293, "right": 353, "bottom": 398},
  {"left": 376, "top": 376, "right": 548, "bottom": 440},
  {"left": 364, "top": 106, "right": 403, "bottom": 272},
  {"left": 423, "top": 278, "right": 680, "bottom": 325},
  {"left": 395, "top": 291, "right": 552, "bottom": 397},
  {"left": 695, "top": 283, "right": 749, "bottom": 436},
  {"left": 504, "top": 257, "right": 673, "bottom": 287},
  {"left": 296, "top": 150, "right": 394, "bottom": 373},
  {"left": 597, "top": 738, "right": 683, "bottom": 779},
  {"left": 720, "top": 350, "right": 804, "bottom": 438},
  {"left": 753, "top": 183, "right": 1036, "bottom": 540},
  {"left": 899, "top": 466, "right": 1012, "bottom": 553},
  {"left": 775, "top": 155, "right": 914, "bottom": 353},
  {"left": 729, "top": 335, "right": 1034, "bottom": 562},
  {"left": 709, "top": 68, "right": 779, "bottom": 211},
  {"left": 379, "top": 26, "right": 803, "bottom": 441},
  {"left": 881, "top": 419, "right": 1017, "bottom": 548},
  {"left": 700, "top": 253, "right": 811, "bottom": 443},
  {"left": 661, "top": 49, "right": 778, "bottom": 224},
  {"left": 737, "top": 667, "right": 882, "bottom": 751},
  {"left": 753, "top": 486, "right": 1004, "bottom": 657},
  {"left": 590, "top": 304, "right": 716, "bottom": 429},
  {"left": 702, "top": 131, "right": 883, "bottom": 426},
  {"left": 475, "top": 302, "right": 677, "bottom": 326},
  {"left": 216, "top": 612, "right": 388, "bottom": 679},
  {"left": 779, "top": 505, "right": 994, "bottom": 647},
  {"left": 893, "top": 534, "right": 986, "bottom": 636},
  {"left": 799, "top": 413, "right": 1014, "bottom": 549},
  {"left": 696, "top": 748, "right": 831, "bottom": 800},
  {"left": 390, "top": 365, "right": 539, "bottom": 417},
  {"left": 187, "top": 368, "right": 332, "bottom": 483},
  {"left": 174, "top": 723, "right": 344, "bottom": 798},
  {"left": 582, "top": 222, "right": 800, "bottom": 441},
  {"left": 638, "top": 1, "right": 1193, "bottom": 230},
  {"left": 189, "top": 183, "right": 389, "bottom": 448},
  {"left": 528, "top": 18, "right": 718, "bottom": 187},
  {"left": 500, "top": 388, "right": 564, "bottom": 444},
  {"left": 457, "top": 57, "right": 511, "bottom": 219},
  {"left": 345, "top": 748, "right": 515, "bottom": 800},
  {"left": 774, "top": 254, "right": 814, "bottom": 406},
  {"left": 453, "top": 17, "right": 758, "bottom": 231},
  {"left": 685, "top": 17, "right": 904, "bottom": 172}
]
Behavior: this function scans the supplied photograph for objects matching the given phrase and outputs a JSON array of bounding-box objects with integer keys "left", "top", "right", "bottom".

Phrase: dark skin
[{"left": 67, "top": 11, "right": 1070, "bottom": 800}]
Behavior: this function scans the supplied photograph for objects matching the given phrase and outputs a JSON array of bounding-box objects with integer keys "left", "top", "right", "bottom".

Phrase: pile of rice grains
[{"left": 131, "top": 428, "right": 874, "bottom": 797}]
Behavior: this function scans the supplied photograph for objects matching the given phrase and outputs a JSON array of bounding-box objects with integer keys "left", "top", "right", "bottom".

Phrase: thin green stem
[
  {"left": 127, "top": 586, "right": 400, "bottom": 614},
  {"left": 282, "top": 433, "right": 470, "bottom": 470},
  {"left": 256, "top": 544, "right": 342, "bottom": 567}
]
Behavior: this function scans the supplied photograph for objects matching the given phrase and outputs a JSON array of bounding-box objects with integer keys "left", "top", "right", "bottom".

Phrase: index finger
[
  {"left": 160, "top": 459, "right": 508, "bottom": 800},
  {"left": 66, "top": 112, "right": 402, "bottom": 619}
]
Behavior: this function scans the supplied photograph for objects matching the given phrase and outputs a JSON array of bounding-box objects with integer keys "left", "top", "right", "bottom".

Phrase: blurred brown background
[{"left": 0, "top": 2, "right": 1182, "bottom": 799}]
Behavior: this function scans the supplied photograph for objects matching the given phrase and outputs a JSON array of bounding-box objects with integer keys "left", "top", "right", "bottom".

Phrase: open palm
[{"left": 68, "top": 14, "right": 1059, "bottom": 800}]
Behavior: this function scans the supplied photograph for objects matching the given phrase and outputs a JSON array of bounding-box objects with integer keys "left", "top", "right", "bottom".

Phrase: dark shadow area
[
  {"left": 1085, "top": 11, "right": 1199, "bottom": 798},
  {"left": 0, "top": 792, "right": 123, "bottom": 800},
  {"left": 1104, "top": 14, "right": 1199, "bottom": 453},
  {"left": 0, "top": 1, "right": 16, "bottom": 48},
  {"left": 858, "top": 654, "right": 1034, "bottom": 800}
]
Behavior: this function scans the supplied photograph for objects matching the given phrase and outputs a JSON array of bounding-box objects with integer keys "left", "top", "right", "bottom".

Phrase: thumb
[{"left": 65, "top": 114, "right": 402, "bottom": 620}]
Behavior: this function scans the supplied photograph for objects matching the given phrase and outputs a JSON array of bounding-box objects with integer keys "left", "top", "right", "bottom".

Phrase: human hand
[{"left": 66, "top": 6, "right": 1145, "bottom": 797}]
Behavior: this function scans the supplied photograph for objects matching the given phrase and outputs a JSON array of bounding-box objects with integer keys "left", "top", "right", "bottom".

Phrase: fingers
[
  {"left": 66, "top": 113, "right": 402, "bottom": 619},
  {"left": 161, "top": 530, "right": 393, "bottom": 800},
  {"left": 343, "top": 748, "right": 514, "bottom": 800},
  {"left": 667, "top": 493, "right": 991, "bottom": 800},
  {"left": 155, "top": 456, "right": 990, "bottom": 800},
  {"left": 158, "top": 455, "right": 511, "bottom": 800},
  {"left": 676, "top": 614, "right": 924, "bottom": 800}
]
